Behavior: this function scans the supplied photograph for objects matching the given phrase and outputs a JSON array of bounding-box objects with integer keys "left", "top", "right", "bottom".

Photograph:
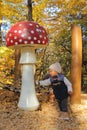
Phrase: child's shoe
[{"left": 59, "top": 112, "right": 70, "bottom": 121}]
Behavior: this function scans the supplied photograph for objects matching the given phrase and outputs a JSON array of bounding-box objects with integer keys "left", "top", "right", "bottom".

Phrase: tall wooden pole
[{"left": 71, "top": 25, "right": 82, "bottom": 104}]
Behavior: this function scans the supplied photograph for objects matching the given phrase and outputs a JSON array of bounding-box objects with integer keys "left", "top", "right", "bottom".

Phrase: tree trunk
[
  {"left": 14, "top": 48, "right": 21, "bottom": 87},
  {"left": 70, "top": 25, "right": 82, "bottom": 104},
  {"left": 27, "top": 0, "right": 33, "bottom": 21}
]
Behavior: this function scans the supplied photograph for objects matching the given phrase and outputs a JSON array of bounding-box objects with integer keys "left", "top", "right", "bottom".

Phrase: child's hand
[
  {"left": 68, "top": 91, "right": 73, "bottom": 95},
  {"left": 35, "top": 80, "right": 40, "bottom": 85}
]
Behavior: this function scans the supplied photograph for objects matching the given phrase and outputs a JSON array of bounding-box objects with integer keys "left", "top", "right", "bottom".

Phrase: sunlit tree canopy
[{"left": 0, "top": 0, "right": 87, "bottom": 87}]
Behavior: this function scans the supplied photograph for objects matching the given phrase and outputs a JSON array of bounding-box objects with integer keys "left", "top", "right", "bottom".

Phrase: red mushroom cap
[{"left": 6, "top": 21, "right": 48, "bottom": 47}]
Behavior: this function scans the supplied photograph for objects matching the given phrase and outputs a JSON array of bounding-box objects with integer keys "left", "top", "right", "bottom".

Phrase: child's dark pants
[{"left": 57, "top": 98, "right": 68, "bottom": 112}]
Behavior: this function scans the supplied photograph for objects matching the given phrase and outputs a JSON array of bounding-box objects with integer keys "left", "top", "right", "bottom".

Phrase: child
[{"left": 36, "top": 62, "right": 73, "bottom": 120}]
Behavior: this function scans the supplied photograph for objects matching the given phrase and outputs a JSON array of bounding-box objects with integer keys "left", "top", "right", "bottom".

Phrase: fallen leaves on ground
[{"left": 0, "top": 90, "right": 87, "bottom": 130}]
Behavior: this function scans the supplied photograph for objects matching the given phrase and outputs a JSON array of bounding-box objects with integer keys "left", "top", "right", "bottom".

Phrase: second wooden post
[{"left": 71, "top": 25, "right": 82, "bottom": 104}]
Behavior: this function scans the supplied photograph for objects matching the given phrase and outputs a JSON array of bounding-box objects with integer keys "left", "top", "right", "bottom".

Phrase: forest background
[{"left": 0, "top": 0, "right": 87, "bottom": 92}]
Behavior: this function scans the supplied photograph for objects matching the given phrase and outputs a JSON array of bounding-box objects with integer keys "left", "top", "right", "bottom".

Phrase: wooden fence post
[{"left": 71, "top": 25, "right": 82, "bottom": 104}]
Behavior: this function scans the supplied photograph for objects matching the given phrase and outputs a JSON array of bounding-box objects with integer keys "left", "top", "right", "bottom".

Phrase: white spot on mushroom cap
[
  {"left": 28, "top": 36, "right": 31, "bottom": 40},
  {"left": 7, "top": 38, "right": 9, "bottom": 41},
  {"left": 39, "top": 35, "right": 42, "bottom": 38},
  {"left": 15, "top": 42, "right": 18, "bottom": 45},
  {"left": 30, "top": 41, "right": 34, "bottom": 44},
  {"left": 9, "top": 33, "right": 12, "bottom": 37},
  {"left": 19, "top": 24, "right": 22, "bottom": 26},
  {"left": 44, "top": 37, "right": 46, "bottom": 39},
  {"left": 42, "top": 30, "right": 45, "bottom": 33},
  {"left": 38, "top": 40, "right": 41, "bottom": 43},
  {"left": 36, "top": 29, "right": 40, "bottom": 32},
  {"left": 31, "top": 30, "right": 34, "bottom": 34},
  {"left": 24, "top": 41, "right": 28, "bottom": 44},
  {"left": 19, "top": 39, "right": 22, "bottom": 42},
  {"left": 11, "top": 40, "right": 13, "bottom": 43},
  {"left": 18, "top": 30, "right": 22, "bottom": 33},
  {"left": 36, "top": 25, "right": 39, "bottom": 28},
  {"left": 24, "top": 28, "right": 27, "bottom": 31},
  {"left": 29, "top": 23, "right": 33, "bottom": 26},
  {"left": 14, "top": 36, "right": 17, "bottom": 39},
  {"left": 21, "top": 34, "right": 25, "bottom": 37},
  {"left": 42, "top": 41, "right": 45, "bottom": 44},
  {"left": 33, "top": 37, "right": 37, "bottom": 40},
  {"left": 14, "top": 30, "right": 17, "bottom": 33}
]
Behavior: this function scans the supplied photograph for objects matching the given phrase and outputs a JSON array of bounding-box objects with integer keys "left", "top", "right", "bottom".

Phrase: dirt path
[{"left": 0, "top": 90, "right": 87, "bottom": 130}]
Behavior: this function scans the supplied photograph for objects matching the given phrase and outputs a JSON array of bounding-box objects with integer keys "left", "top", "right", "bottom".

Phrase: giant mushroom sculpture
[{"left": 6, "top": 21, "right": 48, "bottom": 110}]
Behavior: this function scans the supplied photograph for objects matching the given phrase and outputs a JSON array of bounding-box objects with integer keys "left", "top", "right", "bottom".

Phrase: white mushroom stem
[{"left": 18, "top": 47, "right": 39, "bottom": 110}]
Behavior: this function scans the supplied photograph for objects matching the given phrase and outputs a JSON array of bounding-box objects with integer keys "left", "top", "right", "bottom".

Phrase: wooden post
[
  {"left": 14, "top": 48, "right": 21, "bottom": 87},
  {"left": 71, "top": 25, "right": 82, "bottom": 104}
]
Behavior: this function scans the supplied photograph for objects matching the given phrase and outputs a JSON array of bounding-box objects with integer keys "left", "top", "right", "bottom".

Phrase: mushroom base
[
  {"left": 18, "top": 65, "right": 39, "bottom": 110},
  {"left": 18, "top": 105, "right": 39, "bottom": 111}
]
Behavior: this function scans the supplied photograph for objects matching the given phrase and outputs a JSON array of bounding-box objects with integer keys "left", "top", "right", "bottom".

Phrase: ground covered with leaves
[{"left": 0, "top": 89, "right": 87, "bottom": 130}]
